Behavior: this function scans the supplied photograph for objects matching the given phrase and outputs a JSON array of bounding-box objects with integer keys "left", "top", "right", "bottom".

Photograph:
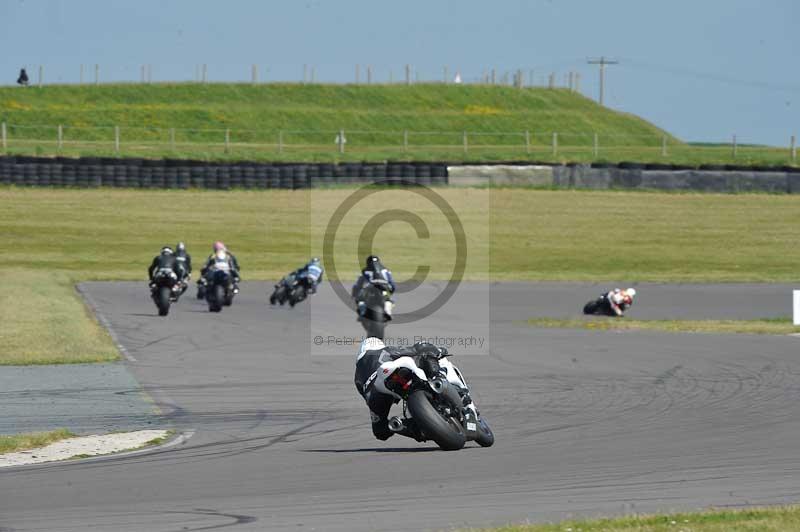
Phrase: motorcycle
[
  {"left": 583, "top": 294, "right": 617, "bottom": 318},
  {"left": 269, "top": 278, "right": 290, "bottom": 306},
  {"left": 382, "top": 351, "right": 494, "bottom": 451},
  {"left": 150, "top": 268, "right": 181, "bottom": 316},
  {"left": 196, "top": 277, "right": 207, "bottom": 300},
  {"left": 205, "top": 269, "right": 235, "bottom": 312},
  {"left": 356, "top": 280, "right": 392, "bottom": 339}
]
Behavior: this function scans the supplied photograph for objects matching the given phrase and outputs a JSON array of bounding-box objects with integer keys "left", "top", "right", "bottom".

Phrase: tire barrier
[{"left": 3, "top": 156, "right": 796, "bottom": 193}]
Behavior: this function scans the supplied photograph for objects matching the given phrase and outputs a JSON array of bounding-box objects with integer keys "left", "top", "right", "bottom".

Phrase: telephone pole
[{"left": 587, "top": 56, "right": 618, "bottom": 106}]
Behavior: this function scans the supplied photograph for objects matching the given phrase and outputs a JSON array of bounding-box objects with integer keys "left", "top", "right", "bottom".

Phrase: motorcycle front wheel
[{"left": 407, "top": 390, "right": 466, "bottom": 451}]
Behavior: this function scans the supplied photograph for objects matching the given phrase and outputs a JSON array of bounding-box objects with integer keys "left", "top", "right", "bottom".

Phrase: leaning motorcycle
[
  {"left": 383, "top": 352, "right": 494, "bottom": 451},
  {"left": 205, "top": 269, "right": 235, "bottom": 312},
  {"left": 356, "top": 280, "right": 392, "bottom": 339},
  {"left": 583, "top": 294, "right": 617, "bottom": 316},
  {"left": 150, "top": 268, "right": 180, "bottom": 316},
  {"left": 269, "top": 279, "right": 289, "bottom": 306}
]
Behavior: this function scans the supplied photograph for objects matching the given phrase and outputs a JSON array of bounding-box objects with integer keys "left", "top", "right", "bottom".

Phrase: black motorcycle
[
  {"left": 269, "top": 279, "right": 289, "bottom": 306},
  {"left": 583, "top": 293, "right": 620, "bottom": 316},
  {"left": 383, "top": 351, "right": 494, "bottom": 451},
  {"left": 150, "top": 268, "right": 180, "bottom": 316},
  {"left": 356, "top": 280, "right": 392, "bottom": 339},
  {"left": 205, "top": 269, "right": 235, "bottom": 312}
]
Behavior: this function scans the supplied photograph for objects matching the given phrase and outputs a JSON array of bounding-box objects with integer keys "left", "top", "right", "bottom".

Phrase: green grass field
[
  {"left": 2, "top": 83, "right": 794, "bottom": 165},
  {"left": 478, "top": 506, "right": 800, "bottom": 531}
]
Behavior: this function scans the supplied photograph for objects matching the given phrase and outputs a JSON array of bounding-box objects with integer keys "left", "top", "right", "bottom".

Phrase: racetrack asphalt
[{"left": 1, "top": 281, "right": 799, "bottom": 531}]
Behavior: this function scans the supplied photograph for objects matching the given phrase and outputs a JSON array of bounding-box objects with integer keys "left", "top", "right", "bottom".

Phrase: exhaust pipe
[
  {"left": 388, "top": 416, "right": 404, "bottom": 433},
  {"left": 430, "top": 377, "right": 447, "bottom": 395}
]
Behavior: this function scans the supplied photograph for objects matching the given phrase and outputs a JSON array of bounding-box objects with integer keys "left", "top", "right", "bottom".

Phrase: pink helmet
[{"left": 213, "top": 241, "right": 225, "bottom": 252}]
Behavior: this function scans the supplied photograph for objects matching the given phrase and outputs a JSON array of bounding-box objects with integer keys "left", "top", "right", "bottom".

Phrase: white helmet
[
  {"left": 357, "top": 337, "right": 386, "bottom": 360},
  {"left": 627, "top": 288, "right": 637, "bottom": 298}
]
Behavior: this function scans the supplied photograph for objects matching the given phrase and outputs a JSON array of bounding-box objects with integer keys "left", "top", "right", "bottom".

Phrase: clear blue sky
[{"left": 2, "top": 0, "right": 798, "bottom": 145}]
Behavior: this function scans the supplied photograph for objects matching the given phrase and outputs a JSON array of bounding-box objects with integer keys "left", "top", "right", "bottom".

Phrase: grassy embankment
[
  {"left": 478, "top": 506, "right": 800, "bottom": 531},
  {"left": 0, "top": 429, "right": 74, "bottom": 454},
  {"left": 0, "top": 83, "right": 793, "bottom": 165},
  {"left": 2, "top": 187, "right": 799, "bottom": 364}
]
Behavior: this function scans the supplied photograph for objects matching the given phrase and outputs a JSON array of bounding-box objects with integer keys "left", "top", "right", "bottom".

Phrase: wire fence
[{"left": 1, "top": 122, "right": 797, "bottom": 164}]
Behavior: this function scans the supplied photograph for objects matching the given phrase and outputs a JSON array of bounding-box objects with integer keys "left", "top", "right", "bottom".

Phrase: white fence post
[
  {"left": 661, "top": 135, "right": 668, "bottom": 157},
  {"left": 114, "top": 126, "right": 120, "bottom": 153},
  {"left": 462, "top": 131, "right": 468, "bottom": 155},
  {"left": 278, "top": 130, "right": 283, "bottom": 154},
  {"left": 57, "top": 125, "right": 63, "bottom": 152},
  {"left": 525, "top": 130, "right": 530, "bottom": 154},
  {"left": 38, "top": 65, "right": 43, "bottom": 88},
  {"left": 552, "top": 132, "right": 558, "bottom": 156},
  {"left": 593, "top": 132, "right": 599, "bottom": 157},
  {"left": 338, "top": 129, "right": 345, "bottom": 154},
  {"left": 732, "top": 134, "right": 737, "bottom": 158},
  {"left": 225, "top": 129, "right": 230, "bottom": 154},
  {"left": 1, "top": 122, "right": 7, "bottom": 152},
  {"left": 791, "top": 135, "right": 796, "bottom": 163}
]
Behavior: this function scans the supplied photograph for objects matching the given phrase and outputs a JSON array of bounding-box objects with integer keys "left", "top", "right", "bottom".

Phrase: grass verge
[
  {"left": 526, "top": 317, "right": 800, "bottom": 335},
  {"left": 480, "top": 506, "right": 800, "bottom": 531},
  {"left": 0, "top": 269, "right": 119, "bottom": 364},
  {"left": 0, "top": 429, "right": 74, "bottom": 454}
]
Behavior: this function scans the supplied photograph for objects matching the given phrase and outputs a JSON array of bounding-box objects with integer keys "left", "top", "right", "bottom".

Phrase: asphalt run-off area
[{"left": 1, "top": 281, "right": 799, "bottom": 531}]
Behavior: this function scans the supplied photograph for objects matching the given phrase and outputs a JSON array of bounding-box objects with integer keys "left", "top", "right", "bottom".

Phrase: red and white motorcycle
[{"left": 379, "top": 351, "right": 494, "bottom": 451}]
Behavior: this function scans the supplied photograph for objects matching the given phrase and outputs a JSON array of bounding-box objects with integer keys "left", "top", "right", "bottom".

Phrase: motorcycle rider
[
  {"left": 606, "top": 287, "right": 637, "bottom": 317},
  {"left": 294, "top": 257, "right": 324, "bottom": 294},
  {"left": 174, "top": 242, "right": 192, "bottom": 293},
  {"left": 351, "top": 255, "right": 396, "bottom": 318},
  {"left": 200, "top": 241, "right": 241, "bottom": 294},
  {"left": 354, "top": 337, "right": 448, "bottom": 441},
  {"left": 148, "top": 246, "right": 181, "bottom": 298}
]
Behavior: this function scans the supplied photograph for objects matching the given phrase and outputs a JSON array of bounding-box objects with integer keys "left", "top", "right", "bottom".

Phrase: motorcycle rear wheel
[
  {"left": 208, "top": 284, "right": 224, "bottom": 312},
  {"left": 407, "top": 390, "right": 466, "bottom": 451},
  {"left": 156, "top": 286, "right": 171, "bottom": 316}
]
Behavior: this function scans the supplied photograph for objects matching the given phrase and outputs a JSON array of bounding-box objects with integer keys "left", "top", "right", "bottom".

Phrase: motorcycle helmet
[
  {"left": 311, "top": 257, "right": 320, "bottom": 264},
  {"left": 176, "top": 242, "right": 186, "bottom": 253},
  {"left": 213, "top": 241, "right": 225, "bottom": 252},
  {"left": 623, "top": 288, "right": 636, "bottom": 305},
  {"left": 161, "top": 246, "right": 174, "bottom": 255},
  {"left": 365, "top": 255, "right": 380, "bottom": 270}
]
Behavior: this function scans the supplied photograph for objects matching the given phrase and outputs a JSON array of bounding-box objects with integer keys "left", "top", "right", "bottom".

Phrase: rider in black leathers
[
  {"left": 174, "top": 242, "right": 192, "bottom": 292},
  {"left": 148, "top": 246, "right": 178, "bottom": 283},
  {"left": 354, "top": 338, "right": 447, "bottom": 441}
]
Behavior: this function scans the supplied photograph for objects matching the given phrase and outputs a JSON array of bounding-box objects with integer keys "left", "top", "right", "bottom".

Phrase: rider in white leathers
[{"left": 354, "top": 337, "right": 446, "bottom": 441}]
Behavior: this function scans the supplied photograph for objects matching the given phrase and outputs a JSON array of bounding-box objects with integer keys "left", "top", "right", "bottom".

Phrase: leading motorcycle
[
  {"left": 150, "top": 268, "right": 181, "bottom": 316},
  {"left": 355, "top": 280, "right": 392, "bottom": 339},
  {"left": 382, "top": 351, "right": 494, "bottom": 451}
]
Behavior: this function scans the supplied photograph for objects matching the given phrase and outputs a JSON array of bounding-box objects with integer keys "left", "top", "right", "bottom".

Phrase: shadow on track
[{"left": 302, "top": 446, "right": 443, "bottom": 453}]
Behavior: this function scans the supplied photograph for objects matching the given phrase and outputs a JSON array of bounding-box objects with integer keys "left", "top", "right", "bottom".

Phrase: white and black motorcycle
[{"left": 381, "top": 351, "right": 494, "bottom": 451}]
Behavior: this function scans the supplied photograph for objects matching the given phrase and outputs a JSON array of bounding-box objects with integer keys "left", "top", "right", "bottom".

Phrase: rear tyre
[
  {"left": 475, "top": 418, "right": 495, "bottom": 447},
  {"left": 362, "top": 318, "right": 385, "bottom": 340},
  {"left": 583, "top": 299, "right": 600, "bottom": 315},
  {"left": 407, "top": 390, "right": 466, "bottom": 451},
  {"left": 209, "top": 284, "right": 224, "bottom": 312},
  {"left": 157, "top": 286, "right": 171, "bottom": 316}
]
